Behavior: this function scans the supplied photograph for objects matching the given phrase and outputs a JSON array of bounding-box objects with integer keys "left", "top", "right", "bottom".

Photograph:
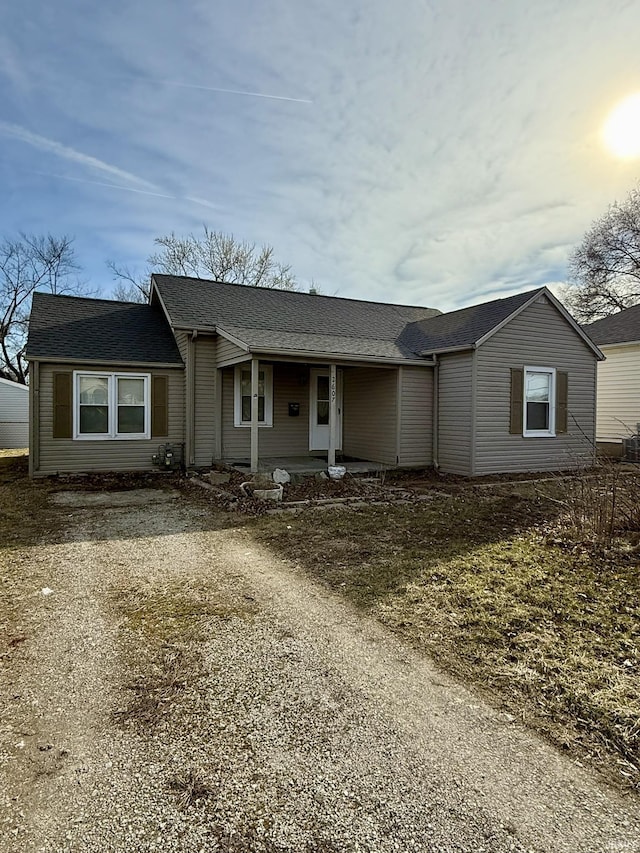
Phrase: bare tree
[
  {"left": 109, "top": 227, "right": 298, "bottom": 303},
  {"left": 563, "top": 185, "right": 640, "bottom": 322},
  {"left": 0, "top": 234, "right": 85, "bottom": 384}
]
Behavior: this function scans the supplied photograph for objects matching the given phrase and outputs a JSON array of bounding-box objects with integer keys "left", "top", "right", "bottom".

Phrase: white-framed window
[
  {"left": 73, "top": 371, "right": 151, "bottom": 440},
  {"left": 233, "top": 364, "right": 273, "bottom": 427},
  {"left": 523, "top": 366, "right": 556, "bottom": 437}
]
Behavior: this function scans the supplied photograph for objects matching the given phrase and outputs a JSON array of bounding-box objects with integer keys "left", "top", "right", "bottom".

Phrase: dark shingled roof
[
  {"left": 26, "top": 293, "right": 184, "bottom": 365},
  {"left": 583, "top": 304, "right": 640, "bottom": 346},
  {"left": 153, "top": 275, "right": 441, "bottom": 359},
  {"left": 153, "top": 275, "right": 542, "bottom": 358},
  {"left": 399, "top": 288, "right": 542, "bottom": 353}
]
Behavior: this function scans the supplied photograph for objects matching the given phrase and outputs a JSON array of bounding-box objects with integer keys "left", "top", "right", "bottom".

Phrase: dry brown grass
[{"left": 253, "top": 484, "right": 640, "bottom": 791}]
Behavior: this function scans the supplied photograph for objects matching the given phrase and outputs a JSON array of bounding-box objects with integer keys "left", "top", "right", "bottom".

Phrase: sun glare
[{"left": 603, "top": 93, "right": 640, "bottom": 158}]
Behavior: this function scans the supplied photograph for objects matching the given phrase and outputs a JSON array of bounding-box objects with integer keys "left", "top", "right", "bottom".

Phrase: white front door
[{"left": 309, "top": 368, "right": 343, "bottom": 451}]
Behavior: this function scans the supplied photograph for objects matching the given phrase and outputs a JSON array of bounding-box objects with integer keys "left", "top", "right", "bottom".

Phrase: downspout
[
  {"left": 186, "top": 330, "right": 197, "bottom": 467},
  {"left": 432, "top": 356, "right": 439, "bottom": 470},
  {"left": 30, "top": 362, "right": 40, "bottom": 477}
]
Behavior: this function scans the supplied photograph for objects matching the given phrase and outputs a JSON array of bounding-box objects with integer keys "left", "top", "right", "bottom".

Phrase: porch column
[
  {"left": 328, "top": 363, "right": 338, "bottom": 467},
  {"left": 250, "top": 357, "right": 259, "bottom": 473}
]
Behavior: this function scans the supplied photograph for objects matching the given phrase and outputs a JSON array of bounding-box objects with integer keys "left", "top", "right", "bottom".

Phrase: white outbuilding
[{"left": 0, "top": 377, "right": 29, "bottom": 449}]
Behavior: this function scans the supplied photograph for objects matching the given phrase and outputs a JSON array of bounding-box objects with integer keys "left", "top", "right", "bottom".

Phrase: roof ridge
[
  {"left": 33, "top": 292, "right": 150, "bottom": 308},
  {"left": 152, "top": 274, "right": 439, "bottom": 313}
]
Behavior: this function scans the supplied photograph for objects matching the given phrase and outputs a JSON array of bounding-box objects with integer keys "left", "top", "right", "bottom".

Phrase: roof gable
[
  {"left": 399, "top": 289, "right": 542, "bottom": 354},
  {"left": 26, "top": 293, "right": 184, "bottom": 365}
]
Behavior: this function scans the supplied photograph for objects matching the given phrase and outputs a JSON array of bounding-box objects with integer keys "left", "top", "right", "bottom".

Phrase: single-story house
[
  {"left": 583, "top": 304, "right": 640, "bottom": 455},
  {"left": 0, "top": 376, "right": 29, "bottom": 449},
  {"left": 25, "top": 276, "right": 604, "bottom": 478}
]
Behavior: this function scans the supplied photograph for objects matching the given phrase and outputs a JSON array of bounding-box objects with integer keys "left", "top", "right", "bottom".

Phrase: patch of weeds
[
  {"left": 112, "top": 643, "right": 192, "bottom": 729},
  {"left": 251, "top": 487, "right": 640, "bottom": 791},
  {"left": 112, "top": 581, "right": 258, "bottom": 732},
  {"left": 169, "top": 765, "right": 214, "bottom": 809}
]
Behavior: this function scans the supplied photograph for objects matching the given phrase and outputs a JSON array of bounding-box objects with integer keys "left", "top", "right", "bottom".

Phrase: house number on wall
[{"left": 330, "top": 374, "right": 336, "bottom": 403}]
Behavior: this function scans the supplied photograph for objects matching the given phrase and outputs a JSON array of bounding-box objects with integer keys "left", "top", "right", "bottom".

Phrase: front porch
[{"left": 188, "top": 351, "right": 433, "bottom": 474}]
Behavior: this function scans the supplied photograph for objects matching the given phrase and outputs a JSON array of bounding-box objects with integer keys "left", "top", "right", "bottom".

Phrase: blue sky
[{"left": 2, "top": 0, "right": 640, "bottom": 311}]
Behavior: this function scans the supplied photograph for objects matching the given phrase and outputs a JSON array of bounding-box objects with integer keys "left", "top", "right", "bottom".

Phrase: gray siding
[
  {"left": 474, "top": 297, "right": 597, "bottom": 474},
  {"left": 221, "top": 363, "right": 309, "bottom": 460},
  {"left": 174, "top": 331, "right": 189, "bottom": 362},
  {"left": 399, "top": 367, "right": 433, "bottom": 467},
  {"left": 193, "top": 337, "right": 217, "bottom": 466},
  {"left": 343, "top": 367, "right": 397, "bottom": 465},
  {"left": 217, "top": 336, "right": 247, "bottom": 364},
  {"left": 35, "top": 363, "right": 185, "bottom": 476},
  {"left": 0, "top": 379, "right": 29, "bottom": 448},
  {"left": 438, "top": 352, "right": 474, "bottom": 475},
  {"left": 595, "top": 344, "right": 640, "bottom": 442}
]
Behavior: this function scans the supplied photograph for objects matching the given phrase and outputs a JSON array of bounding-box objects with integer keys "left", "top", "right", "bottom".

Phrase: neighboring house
[
  {"left": 25, "top": 276, "right": 603, "bottom": 478},
  {"left": 583, "top": 304, "right": 640, "bottom": 455},
  {"left": 0, "top": 377, "right": 29, "bottom": 449}
]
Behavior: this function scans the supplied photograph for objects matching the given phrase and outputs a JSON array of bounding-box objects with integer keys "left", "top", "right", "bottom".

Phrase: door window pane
[{"left": 317, "top": 375, "right": 330, "bottom": 424}]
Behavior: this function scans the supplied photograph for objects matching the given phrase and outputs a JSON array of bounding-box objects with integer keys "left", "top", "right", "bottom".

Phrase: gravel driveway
[{"left": 1, "top": 487, "right": 639, "bottom": 853}]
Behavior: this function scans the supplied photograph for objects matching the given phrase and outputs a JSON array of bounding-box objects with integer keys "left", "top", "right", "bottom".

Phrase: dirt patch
[{"left": 50, "top": 488, "right": 180, "bottom": 508}]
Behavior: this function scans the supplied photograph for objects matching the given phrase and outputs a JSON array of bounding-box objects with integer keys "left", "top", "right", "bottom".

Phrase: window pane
[
  {"left": 80, "top": 405, "right": 108, "bottom": 433},
  {"left": 242, "top": 395, "right": 265, "bottom": 422},
  {"left": 527, "top": 401, "right": 549, "bottom": 431},
  {"left": 526, "top": 373, "right": 550, "bottom": 403},
  {"left": 118, "top": 406, "right": 145, "bottom": 433},
  {"left": 317, "top": 401, "right": 329, "bottom": 425},
  {"left": 79, "top": 376, "right": 108, "bottom": 404},
  {"left": 242, "top": 395, "right": 251, "bottom": 421},
  {"left": 317, "top": 375, "right": 329, "bottom": 402},
  {"left": 118, "top": 378, "right": 144, "bottom": 405},
  {"left": 241, "top": 371, "right": 251, "bottom": 396}
]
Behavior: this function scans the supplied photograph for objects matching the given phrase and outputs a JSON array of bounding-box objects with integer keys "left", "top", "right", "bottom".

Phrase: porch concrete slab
[{"left": 227, "top": 457, "right": 392, "bottom": 476}]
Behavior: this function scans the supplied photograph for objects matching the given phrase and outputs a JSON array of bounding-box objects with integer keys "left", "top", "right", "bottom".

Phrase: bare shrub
[{"left": 542, "top": 459, "right": 640, "bottom": 548}]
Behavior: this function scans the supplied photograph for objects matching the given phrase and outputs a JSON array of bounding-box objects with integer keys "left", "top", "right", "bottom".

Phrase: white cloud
[
  {"left": 0, "top": 121, "right": 157, "bottom": 190},
  {"left": 2, "top": 0, "right": 640, "bottom": 311}
]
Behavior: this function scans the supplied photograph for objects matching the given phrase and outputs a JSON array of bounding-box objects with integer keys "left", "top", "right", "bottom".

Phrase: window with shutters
[
  {"left": 233, "top": 364, "right": 273, "bottom": 427},
  {"left": 523, "top": 367, "right": 555, "bottom": 437},
  {"left": 73, "top": 372, "right": 150, "bottom": 439}
]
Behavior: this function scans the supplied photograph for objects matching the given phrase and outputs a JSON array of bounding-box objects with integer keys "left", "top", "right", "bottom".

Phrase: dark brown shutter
[
  {"left": 556, "top": 371, "right": 568, "bottom": 434},
  {"left": 509, "top": 368, "right": 524, "bottom": 434},
  {"left": 53, "top": 372, "right": 73, "bottom": 439},
  {"left": 151, "top": 375, "right": 169, "bottom": 437}
]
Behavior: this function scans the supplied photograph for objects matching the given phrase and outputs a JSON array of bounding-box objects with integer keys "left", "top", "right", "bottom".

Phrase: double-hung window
[
  {"left": 74, "top": 372, "right": 150, "bottom": 439},
  {"left": 523, "top": 367, "right": 555, "bottom": 437},
  {"left": 233, "top": 364, "right": 273, "bottom": 427}
]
